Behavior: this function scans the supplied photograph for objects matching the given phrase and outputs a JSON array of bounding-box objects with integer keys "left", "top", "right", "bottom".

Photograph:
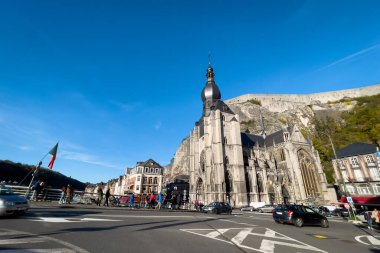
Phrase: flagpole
[{"left": 24, "top": 149, "right": 52, "bottom": 198}]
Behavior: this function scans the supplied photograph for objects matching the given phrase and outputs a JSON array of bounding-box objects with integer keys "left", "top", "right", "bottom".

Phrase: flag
[{"left": 48, "top": 142, "right": 59, "bottom": 169}]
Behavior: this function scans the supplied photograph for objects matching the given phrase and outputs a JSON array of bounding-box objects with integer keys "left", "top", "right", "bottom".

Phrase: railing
[{"left": 5, "top": 185, "right": 84, "bottom": 202}]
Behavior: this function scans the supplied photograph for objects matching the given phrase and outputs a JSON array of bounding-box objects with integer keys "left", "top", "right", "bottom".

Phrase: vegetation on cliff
[{"left": 310, "top": 94, "right": 380, "bottom": 183}]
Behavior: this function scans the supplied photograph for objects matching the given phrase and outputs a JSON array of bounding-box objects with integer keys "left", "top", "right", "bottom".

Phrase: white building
[{"left": 189, "top": 64, "right": 333, "bottom": 207}]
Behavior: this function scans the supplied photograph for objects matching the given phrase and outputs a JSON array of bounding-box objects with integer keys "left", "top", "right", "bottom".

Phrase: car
[
  {"left": 203, "top": 202, "right": 232, "bottom": 214},
  {"left": 257, "top": 205, "right": 275, "bottom": 213},
  {"left": 273, "top": 204, "right": 329, "bottom": 228},
  {"left": 241, "top": 206, "right": 256, "bottom": 212},
  {"left": 0, "top": 184, "right": 29, "bottom": 217}
]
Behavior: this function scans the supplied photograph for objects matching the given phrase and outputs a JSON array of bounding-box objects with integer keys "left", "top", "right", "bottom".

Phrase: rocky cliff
[{"left": 165, "top": 84, "right": 380, "bottom": 177}]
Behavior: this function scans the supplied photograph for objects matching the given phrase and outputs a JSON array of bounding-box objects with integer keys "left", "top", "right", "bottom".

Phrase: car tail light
[{"left": 287, "top": 210, "right": 293, "bottom": 216}]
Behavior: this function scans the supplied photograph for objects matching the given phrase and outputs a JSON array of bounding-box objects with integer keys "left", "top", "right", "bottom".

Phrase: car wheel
[
  {"left": 250, "top": 208, "right": 254, "bottom": 212},
  {"left": 321, "top": 219, "right": 329, "bottom": 228},
  {"left": 259, "top": 209, "right": 263, "bottom": 213},
  {"left": 274, "top": 219, "right": 280, "bottom": 223},
  {"left": 295, "top": 217, "right": 303, "bottom": 227}
]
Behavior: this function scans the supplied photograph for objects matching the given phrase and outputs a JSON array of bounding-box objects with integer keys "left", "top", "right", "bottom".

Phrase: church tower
[{"left": 189, "top": 64, "right": 248, "bottom": 207}]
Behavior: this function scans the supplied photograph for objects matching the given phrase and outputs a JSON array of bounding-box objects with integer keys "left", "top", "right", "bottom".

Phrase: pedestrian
[
  {"left": 130, "top": 193, "right": 135, "bottom": 209},
  {"left": 176, "top": 193, "right": 181, "bottom": 210},
  {"left": 104, "top": 188, "right": 111, "bottom": 207},
  {"left": 372, "top": 208, "right": 379, "bottom": 227},
  {"left": 149, "top": 193, "right": 155, "bottom": 209},
  {"left": 66, "top": 184, "right": 72, "bottom": 204},
  {"left": 97, "top": 187, "right": 103, "bottom": 206},
  {"left": 194, "top": 199, "right": 199, "bottom": 211},
  {"left": 365, "top": 207, "right": 373, "bottom": 230},
  {"left": 59, "top": 186, "right": 67, "bottom": 204},
  {"left": 31, "top": 180, "right": 40, "bottom": 201},
  {"left": 156, "top": 192, "right": 163, "bottom": 210}
]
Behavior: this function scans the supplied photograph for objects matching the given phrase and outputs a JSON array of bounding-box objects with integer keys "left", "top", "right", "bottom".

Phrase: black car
[
  {"left": 203, "top": 202, "right": 232, "bottom": 214},
  {"left": 273, "top": 205, "right": 329, "bottom": 228}
]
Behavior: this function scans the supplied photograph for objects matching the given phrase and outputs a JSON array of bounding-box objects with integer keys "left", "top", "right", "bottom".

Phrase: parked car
[
  {"left": 355, "top": 210, "right": 367, "bottom": 223},
  {"left": 273, "top": 204, "right": 329, "bottom": 228},
  {"left": 241, "top": 206, "right": 256, "bottom": 212},
  {"left": 203, "top": 202, "right": 232, "bottom": 214},
  {"left": 0, "top": 184, "right": 29, "bottom": 217},
  {"left": 257, "top": 205, "right": 275, "bottom": 213}
]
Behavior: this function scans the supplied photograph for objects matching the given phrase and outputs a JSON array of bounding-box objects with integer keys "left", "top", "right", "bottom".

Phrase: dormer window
[
  {"left": 366, "top": 155, "right": 375, "bottom": 164},
  {"left": 351, "top": 157, "right": 359, "bottom": 167}
]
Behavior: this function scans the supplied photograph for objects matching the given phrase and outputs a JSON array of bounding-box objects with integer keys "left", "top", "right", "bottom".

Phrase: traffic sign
[{"left": 346, "top": 197, "right": 353, "bottom": 203}]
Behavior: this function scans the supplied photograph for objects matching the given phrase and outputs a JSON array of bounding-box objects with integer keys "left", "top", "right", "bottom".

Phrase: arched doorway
[
  {"left": 196, "top": 178, "right": 204, "bottom": 204},
  {"left": 225, "top": 170, "right": 233, "bottom": 204},
  {"left": 282, "top": 186, "right": 290, "bottom": 204},
  {"left": 268, "top": 185, "right": 275, "bottom": 205}
]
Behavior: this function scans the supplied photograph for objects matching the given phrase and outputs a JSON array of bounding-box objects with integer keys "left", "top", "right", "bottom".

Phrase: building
[
  {"left": 125, "top": 159, "right": 164, "bottom": 195},
  {"left": 189, "top": 64, "right": 333, "bottom": 207},
  {"left": 332, "top": 142, "right": 380, "bottom": 205}
]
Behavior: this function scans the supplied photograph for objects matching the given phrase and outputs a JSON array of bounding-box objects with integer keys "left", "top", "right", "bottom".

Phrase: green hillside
[
  {"left": 310, "top": 94, "right": 380, "bottom": 183},
  {"left": 0, "top": 160, "right": 86, "bottom": 190}
]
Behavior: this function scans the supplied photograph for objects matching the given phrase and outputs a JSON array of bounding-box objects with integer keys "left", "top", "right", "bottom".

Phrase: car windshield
[{"left": 0, "top": 186, "right": 15, "bottom": 195}]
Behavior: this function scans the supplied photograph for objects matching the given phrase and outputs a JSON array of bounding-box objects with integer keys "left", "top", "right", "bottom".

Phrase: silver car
[
  {"left": 0, "top": 184, "right": 29, "bottom": 216},
  {"left": 257, "top": 205, "right": 275, "bottom": 213}
]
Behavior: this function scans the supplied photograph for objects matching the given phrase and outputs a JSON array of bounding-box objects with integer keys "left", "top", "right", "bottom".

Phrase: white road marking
[
  {"left": 219, "top": 218, "right": 257, "bottom": 226},
  {"left": 81, "top": 218, "right": 122, "bottom": 222},
  {"left": 181, "top": 227, "right": 327, "bottom": 253},
  {"left": 0, "top": 238, "right": 46, "bottom": 245},
  {"left": 355, "top": 235, "right": 380, "bottom": 246},
  {"left": 33, "top": 217, "right": 82, "bottom": 223},
  {"left": 87, "top": 214, "right": 198, "bottom": 218},
  {"left": 0, "top": 248, "right": 76, "bottom": 253},
  {"left": 0, "top": 229, "right": 89, "bottom": 253}
]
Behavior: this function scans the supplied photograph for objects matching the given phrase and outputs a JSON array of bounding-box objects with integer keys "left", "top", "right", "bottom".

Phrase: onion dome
[{"left": 201, "top": 64, "right": 221, "bottom": 102}]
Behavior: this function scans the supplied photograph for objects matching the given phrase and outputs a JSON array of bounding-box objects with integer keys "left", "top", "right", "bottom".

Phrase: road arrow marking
[{"left": 355, "top": 235, "right": 380, "bottom": 246}]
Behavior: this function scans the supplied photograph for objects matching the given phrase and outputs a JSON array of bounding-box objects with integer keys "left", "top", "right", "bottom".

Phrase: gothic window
[
  {"left": 225, "top": 156, "right": 229, "bottom": 165},
  {"left": 225, "top": 170, "right": 233, "bottom": 193},
  {"left": 196, "top": 178, "right": 204, "bottom": 195},
  {"left": 298, "top": 149, "right": 320, "bottom": 198},
  {"left": 222, "top": 115, "right": 225, "bottom": 121},
  {"left": 224, "top": 136, "right": 228, "bottom": 144},
  {"left": 280, "top": 149, "right": 285, "bottom": 161},
  {"left": 200, "top": 150, "right": 206, "bottom": 173}
]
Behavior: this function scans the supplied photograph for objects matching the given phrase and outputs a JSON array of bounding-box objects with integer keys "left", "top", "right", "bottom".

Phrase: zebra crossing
[{"left": 0, "top": 229, "right": 88, "bottom": 253}]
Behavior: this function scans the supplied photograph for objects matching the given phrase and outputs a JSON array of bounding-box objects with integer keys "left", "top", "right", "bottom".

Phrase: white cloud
[
  {"left": 60, "top": 150, "right": 123, "bottom": 170},
  {"left": 317, "top": 43, "right": 380, "bottom": 71},
  {"left": 109, "top": 100, "right": 142, "bottom": 112},
  {"left": 18, "top": 146, "right": 31, "bottom": 151}
]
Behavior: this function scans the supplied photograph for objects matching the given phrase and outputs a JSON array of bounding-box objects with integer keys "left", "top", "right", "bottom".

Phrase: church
[{"left": 188, "top": 64, "right": 333, "bottom": 207}]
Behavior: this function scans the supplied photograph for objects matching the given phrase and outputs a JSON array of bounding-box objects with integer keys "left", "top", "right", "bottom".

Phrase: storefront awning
[{"left": 340, "top": 196, "right": 380, "bottom": 205}]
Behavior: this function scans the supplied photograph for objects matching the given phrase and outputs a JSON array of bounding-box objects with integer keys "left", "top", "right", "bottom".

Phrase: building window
[
  {"left": 338, "top": 160, "right": 345, "bottom": 169},
  {"left": 154, "top": 186, "right": 157, "bottom": 193},
  {"left": 154, "top": 177, "right": 158, "bottom": 184},
  {"left": 148, "top": 186, "right": 152, "bottom": 193},
  {"left": 155, "top": 168, "right": 158, "bottom": 173},
  {"left": 143, "top": 187, "right": 146, "bottom": 193},
  {"left": 136, "top": 185, "right": 140, "bottom": 191},
  {"left": 373, "top": 184, "right": 380, "bottom": 194},
  {"left": 137, "top": 176, "right": 141, "bottom": 181},
  {"left": 370, "top": 167, "right": 380, "bottom": 181},
  {"left": 341, "top": 170, "right": 349, "bottom": 182},
  {"left": 357, "top": 184, "right": 371, "bottom": 195},
  {"left": 148, "top": 177, "right": 152, "bottom": 184},
  {"left": 351, "top": 157, "right": 359, "bottom": 167},
  {"left": 143, "top": 177, "right": 147, "bottom": 184},
  {"left": 280, "top": 149, "right": 285, "bottom": 161},
  {"left": 366, "top": 155, "right": 375, "bottom": 165},
  {"left": 150, "top": 168, "right": 153, "bottom": 173},
  {"left": 346, "top": 185, "right": 356, "bottom": 194},
  {"left": 353, "top": 169, "right": 364, "bottom": 182},
  {"left": 145, "top": 167, "right": 148, "bottom": 173}
]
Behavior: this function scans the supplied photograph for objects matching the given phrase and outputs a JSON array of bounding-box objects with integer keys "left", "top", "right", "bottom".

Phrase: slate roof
[
  {"left": 241, "top": 127, "right": 292, "bottom": 148},
  {"left": 136, "top": 159, "right": 163, "bottom": 168},
  {"left": 336, "top": 142, "right": 378, "bottom": 158}
]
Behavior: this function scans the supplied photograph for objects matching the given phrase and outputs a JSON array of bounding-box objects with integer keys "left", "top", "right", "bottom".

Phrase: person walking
[
  {"left": 156, "top": 192, "right": 163, "bottom": 210},
  {"left": 365, "top": 208, "right": 373, "bottom": 230},
  {"left": 130, "top": 193, "right": 135, "bottom": 209},
  {"left": 59, "top": 186, "right": 67, "bottom": 204},
  {"left": 149, "top": 193, "right": 155, "bottom": 209},
  {"left": 372, "top": 208, "right": 379, "bottom": 227},
  {"left": 104, "top": 188, "right": 111, "bottom": 207},
  {"left": 97, "top": 187, "right": 103, "bottom": 206},
  {"left": 65, "top": 184, "right": 72, "bottom": 204}
]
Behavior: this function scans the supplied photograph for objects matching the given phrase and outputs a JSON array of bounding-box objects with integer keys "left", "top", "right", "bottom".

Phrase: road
[{"left": 0, "top": 205, "right": 379, "bottom": 253}]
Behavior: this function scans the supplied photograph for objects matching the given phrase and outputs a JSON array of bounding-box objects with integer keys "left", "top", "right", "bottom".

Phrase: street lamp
[{"left": 320, "top": 132, "right": 350, "bottom": 197}]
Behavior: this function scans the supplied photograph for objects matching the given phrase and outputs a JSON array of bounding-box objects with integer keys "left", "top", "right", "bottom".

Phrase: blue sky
[{"left": 1, "top": 0, "right": 380, "bottom": 184}]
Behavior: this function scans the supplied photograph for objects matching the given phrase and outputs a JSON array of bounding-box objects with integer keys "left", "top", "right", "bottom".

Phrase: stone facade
[{"left": 188, "top": 65, "right": 333, "bottom": 208}]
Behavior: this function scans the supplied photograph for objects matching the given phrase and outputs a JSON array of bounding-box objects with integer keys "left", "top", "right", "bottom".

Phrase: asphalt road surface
[{"left": 0, "top": 205, "right": 379, "bottom": 253}]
